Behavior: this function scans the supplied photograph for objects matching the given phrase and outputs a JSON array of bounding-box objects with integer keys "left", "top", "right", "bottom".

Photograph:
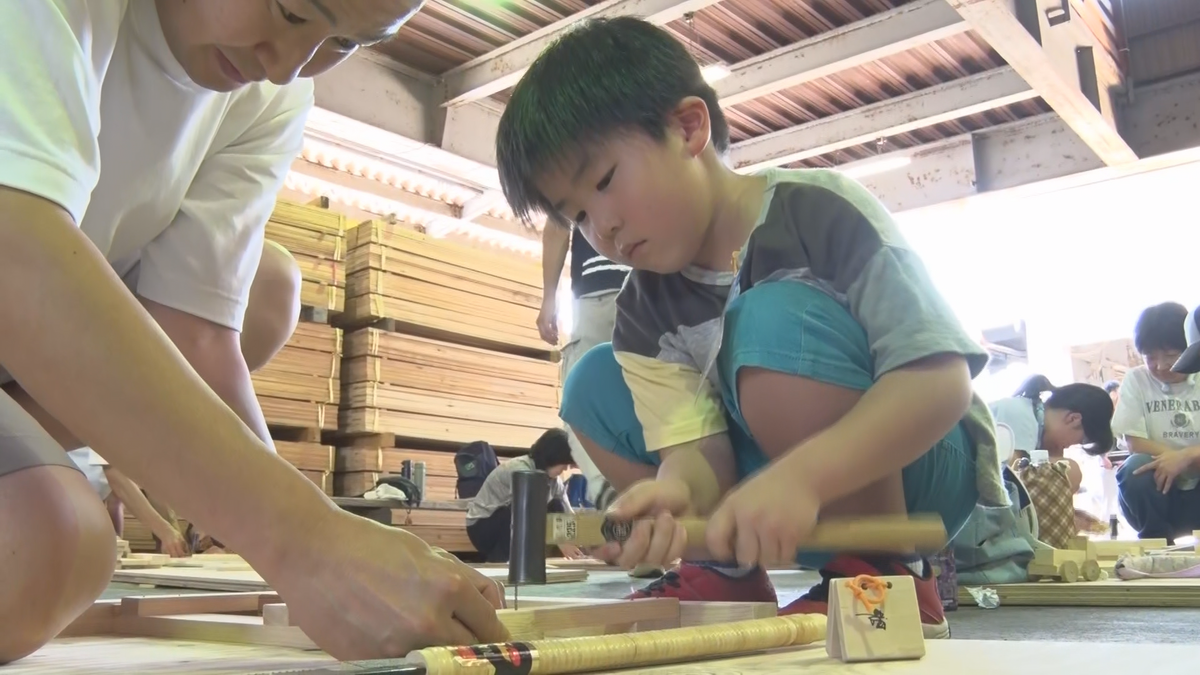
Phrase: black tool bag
[{"left": 455, "top": 440, "right": 499, "bottom": 498}]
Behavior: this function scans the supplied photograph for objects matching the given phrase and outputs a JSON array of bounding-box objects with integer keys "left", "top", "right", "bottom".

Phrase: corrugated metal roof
[{"left": 368, "top": 0, "right": 1056, "bottom": 170}]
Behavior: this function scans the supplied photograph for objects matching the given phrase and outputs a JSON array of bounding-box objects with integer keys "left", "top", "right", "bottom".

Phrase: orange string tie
[{"left": 846, "top": 574, "right": 890, "bottom": 614}]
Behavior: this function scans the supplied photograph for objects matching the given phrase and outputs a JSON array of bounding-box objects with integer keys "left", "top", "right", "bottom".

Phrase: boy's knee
[
  {"left": 561, "top": 342, "right": 620, "bottom": 425},
  {"left": 0, "top": 467, "right": 115, "bottom": 663},
  {"left": 241, "top": 240, "right": 301, "bottom": 372}
]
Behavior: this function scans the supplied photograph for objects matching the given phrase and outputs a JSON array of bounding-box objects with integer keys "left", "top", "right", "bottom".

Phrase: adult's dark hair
[
  {"left": 1015, "top": 375, "right": 1115, "bottom": 456},
  {"left": 529, "top": 428, "right": 575, "bottom": 470},
  {"left": 495, "top": 16, "right": 731, "bottom": 226},
  {"left": 1134, "top": 302, "right": 1189, "bottom": 354}
]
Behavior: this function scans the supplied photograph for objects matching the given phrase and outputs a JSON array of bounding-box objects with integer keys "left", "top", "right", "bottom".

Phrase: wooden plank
[
  {"left": 258, "top": 346, "right": 341, "bottom": 380},
  {"left": 344, "top": 295, "right": 552, "bottom": 356},
  {"left": 343, "top": 355, "right": 558, "bottom": 409},
  {"left": 347, "top": 220, "right": 541, "bottom": 288},
  {"left": 347, "top": 244, "right": 538, "bottom": 298},
  {"left": 291, "top": 251, "right": 344, "bottom": 288},
  {"left": 275, "top": 441, "right": 335, "bottom": 473},
  {"left": 344, "top": 328, "right": 557, "bottom": 387},
  {"left": 339, "top": 407, "right": 548, "bottom": 449},
  {"left": 299, "top": 279, "right": 344, "bottom": 313},
  {"left": 118, "top": 593, "right": 280, "bottom": 617},
  {"left": 111, "top": 562, "right": 583, "bottom": 593},
  {"left": 342, "top": 383, "right": 560, "bottom": 430},
  {"left": 256, "top": 397, "right": 334, "bottom": 431},
  {"left": 348, "top": 266, "right": 540, "bottom": 313},
  {"left": 270, "top": 200, "right": 347, "bottom": 238},
  {"left": 957, "top": 577, "right": 1200, "bottom": 607},
  {"left": 336, "top": 446, "right": 459, "bottom": 475},
  {"left": 333, "top": 471, "right": 460, "bottom": 500},
  {"left": 288, "top": 322, "right": 343, "bottom": 354},
  {"left": 251, "top": 370, "right": 338, "bottom": 405}
]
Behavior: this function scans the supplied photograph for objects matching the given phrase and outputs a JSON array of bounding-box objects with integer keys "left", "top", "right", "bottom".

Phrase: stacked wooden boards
[
  {"left": 265, "top": 199, "right": 346, "bottom": 319},
  {"left": 338, "top": 220, "right": 560, "bottom": 450},
  {"left": 256, "top": 200, "right": 345, "bottom": 492},
  {"left": 329, "top": 220, "right": 560, "bottom": 553}
]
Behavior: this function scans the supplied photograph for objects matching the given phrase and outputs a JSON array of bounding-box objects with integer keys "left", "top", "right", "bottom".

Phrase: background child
[
  {"left": 495, "top": 17, "right": 1006, "bottom": 639},
  {"left": 993, "top": 374, "right": 1116, "bottom": 489},
  {"left": 465, "top": 429, "right": 582, "bottom": 562}
]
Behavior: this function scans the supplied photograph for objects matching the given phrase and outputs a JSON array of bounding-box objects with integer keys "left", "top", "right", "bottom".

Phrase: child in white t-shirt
[
  {"left": 1114, "top": 302, "right": 1200, "bottom": 542},
  {"left": 0, "top": 1, "right": 508, "bottom": 663}
]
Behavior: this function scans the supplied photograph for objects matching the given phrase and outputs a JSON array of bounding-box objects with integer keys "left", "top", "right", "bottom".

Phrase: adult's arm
[
  {"left": 537, "top": 224, "right": 571, "bottom": 344},
  {"left": 0, "top": 188, "right": 332, "bottom": 565}
]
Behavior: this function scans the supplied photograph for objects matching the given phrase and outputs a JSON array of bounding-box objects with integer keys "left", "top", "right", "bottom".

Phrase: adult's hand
[
  {"left": 536, "top": 296, "right": 559, "bottom": 345},
  {"left": 262, "top": 511, "right": 510, "bottom": 660}
]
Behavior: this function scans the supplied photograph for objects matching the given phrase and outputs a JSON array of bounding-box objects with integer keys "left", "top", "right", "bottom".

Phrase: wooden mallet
[{"left": 507, "top": 470, "right": 950, "bottom": 589}]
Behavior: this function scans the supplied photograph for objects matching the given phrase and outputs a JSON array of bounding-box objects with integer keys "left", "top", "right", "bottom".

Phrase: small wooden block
[
  {"left": 261, "top": 603, "right": 294, "bottom": 627},
  {"left": 827, "top": 575, "right": 925, "bottom": 663}
]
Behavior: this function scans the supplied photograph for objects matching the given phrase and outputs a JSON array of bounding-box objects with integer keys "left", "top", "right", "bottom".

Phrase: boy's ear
[{"left": 671, "top": 96, "right": 713, "bottom": 158}]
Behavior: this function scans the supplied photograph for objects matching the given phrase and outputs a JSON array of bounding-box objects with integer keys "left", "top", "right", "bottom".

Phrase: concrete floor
[{"left": 105, "top": 567, "right": 1200, "bottom": 645}]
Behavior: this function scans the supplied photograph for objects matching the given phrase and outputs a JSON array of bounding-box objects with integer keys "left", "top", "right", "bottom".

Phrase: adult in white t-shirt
[
  {"left": 0, "top": 1, "right": 505, "bottom": 663},
  {"left": 1114, "top": 302, "right": 1200, "bottom": 542}
]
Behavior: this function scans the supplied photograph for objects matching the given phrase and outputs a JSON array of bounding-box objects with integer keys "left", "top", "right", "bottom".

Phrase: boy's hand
[
  {"left": 707, "top": 467, "right": 819, "bottom": 568},
  {"left": 256, "top": 510, "right": 509, "bottom": 661},
  {"left": 597, "top": 479, "right": 693, "bottom": 569}
]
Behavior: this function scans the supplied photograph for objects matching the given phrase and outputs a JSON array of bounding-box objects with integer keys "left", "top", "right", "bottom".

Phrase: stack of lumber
[
  {"left": 337, "top": 220, "right": 560, "bottom": 450},
  {"left": 342, "top": 220, "right": 550, "bottom": 356},
  {"left": 253, "top": 322, "right": 342, "bottom": 439},
  {"left": 265, "top": 200, "right": 346, "bottom": 320},
  {"left": 332, "top": 220, "right": 560, "bottom": 553},
  {"left": 334, "top": 444, "right": 460, "bottom": 500},
  {"left": 255, "top": 199, "right": 346, "bottom": 492}
]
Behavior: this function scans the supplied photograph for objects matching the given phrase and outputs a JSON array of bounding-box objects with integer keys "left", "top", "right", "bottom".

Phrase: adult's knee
[
  {"left": 241, "top": 240, "right": 301, "bottom": 372},
  {"left": 0, "top": 466, "right": 115, "bottom": 663},
  {"left": 1116, "top": 453, "right": 1156, "bottom": 493}
]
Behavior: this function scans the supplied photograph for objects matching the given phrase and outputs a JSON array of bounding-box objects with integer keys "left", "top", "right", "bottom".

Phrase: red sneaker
[
  {"left": 626, "top": 562, "right": 779, "bottom": 603},
  {"left": 779, "top": 556, "right": 950, "bottom": 639}
]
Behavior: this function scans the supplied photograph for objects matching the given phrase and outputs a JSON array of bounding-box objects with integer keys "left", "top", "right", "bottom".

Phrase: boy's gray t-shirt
[{"left": 465, "top": 455, "right": 566, "bottom": 524}]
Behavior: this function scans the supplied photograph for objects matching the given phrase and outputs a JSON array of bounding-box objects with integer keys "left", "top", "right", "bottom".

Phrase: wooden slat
[
  {"left": 256, "top": 397, "right": 334, "bottom": 431},
  {"left": 291, "top": 251, "right": 344, "bottom": 288},
  {"left": 343, "top": 383, "right": 559, "bottom": 429},
  {"left": 343, "top": 295, "right": 547, "bottom": 355},
  {"left": 251, "top": 370, "right": 338, "bottom": 405},
  {"left": 333, "top": 472, "right": 459, "bottom": 500},
  {"left": 345, "top": 271, "right": 540, "bottom": 332},
  {"left": 275, "top": 441, "right": 335, "bottom": 473},
  {"left": 336, "top": 446, "right": 458, "bottom": 475},
  {"left": 258, "top": 346, "right": 340, "bottom": 381},
  {"left": 344, "top": 356, "right": 556, "bottom": 409},
  {"left": 340, "top": 407, "right": 543, "bottom": 450},
  {"left": 287, "top": 323, "right": 342, "bottom": 354},
  {"left": 347, "top": 220, "right": 540, "bottom": 288},
  {"left": 299, "top": 279, "right": 343, "bottom": 313},
  {"left": 345, "top": 328, "right": 557, "bottom": 386},
  {"left": 346, "top": 244, "right": 537, "bottom": 298}
]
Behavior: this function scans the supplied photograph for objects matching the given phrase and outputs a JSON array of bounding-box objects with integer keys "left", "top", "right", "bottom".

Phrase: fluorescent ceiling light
[
  {"left": 701, "top": 63, "right": 731, "bottom": 83},
  {"left": 840, "top": 155, "right": 913, "bottom": 179}
]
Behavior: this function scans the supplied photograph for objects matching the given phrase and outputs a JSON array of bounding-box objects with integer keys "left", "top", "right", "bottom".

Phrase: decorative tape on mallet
[
  {"left": 410, "top": 613, "right": 826, "bottom": 675},
  {"left": 547, "top": 512, "right": 949, "bottom": 554}
]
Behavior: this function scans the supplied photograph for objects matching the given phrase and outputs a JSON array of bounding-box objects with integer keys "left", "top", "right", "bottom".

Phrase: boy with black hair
[
  {"left": 495, "top": 17, "right": 1005, "bottom": 638},
  {"left": 1114, "top": 302, "right": 1200, "bottom": 541},
  {"left": 466, "top": 429, "right": 582, "bottom": 562}
]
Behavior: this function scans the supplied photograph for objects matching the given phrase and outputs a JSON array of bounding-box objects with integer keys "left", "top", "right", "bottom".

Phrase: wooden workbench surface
[{"left": 11, "top": 637, "right": 1196, "bottom": 674}]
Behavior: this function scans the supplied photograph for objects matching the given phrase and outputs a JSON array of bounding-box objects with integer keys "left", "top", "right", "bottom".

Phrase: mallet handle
[{"left": 548, "top": 512, "right": 948, "bottom": 554}]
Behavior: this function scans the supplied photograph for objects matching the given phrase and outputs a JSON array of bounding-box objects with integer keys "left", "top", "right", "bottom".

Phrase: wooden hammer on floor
[{"left": 506, "top": 470, "right": 949, "bottom": 589}]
